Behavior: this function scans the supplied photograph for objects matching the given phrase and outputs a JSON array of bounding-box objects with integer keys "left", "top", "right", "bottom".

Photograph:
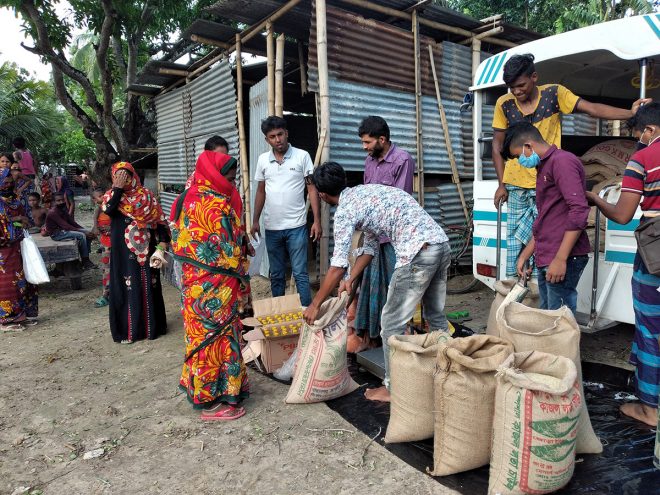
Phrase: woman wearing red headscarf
[
  {"left": 170, "top": 150, "right": 251, "bottom": 420},
  {"left": 102, "top": 162, "right": 170, "bottom": 343}
]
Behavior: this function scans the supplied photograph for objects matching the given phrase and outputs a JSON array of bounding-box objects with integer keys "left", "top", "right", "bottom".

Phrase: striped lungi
[
  {"left": 630, "top": 252, "right": 660, "bottom": 408},
  {"left": 355, "top": 242, "right": 397, "bottom": 339},
  {"left": 505, "top": 185, "right": 537, "bottom": 277}
]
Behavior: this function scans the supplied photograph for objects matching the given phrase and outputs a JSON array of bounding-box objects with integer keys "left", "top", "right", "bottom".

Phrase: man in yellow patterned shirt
[{"left": 491, "top": 53, "right": 649, "bottom": 277}]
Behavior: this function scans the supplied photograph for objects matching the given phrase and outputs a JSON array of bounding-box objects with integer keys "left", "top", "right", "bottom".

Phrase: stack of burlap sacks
[
  {"left": 581, "top": 139, "right": 636, "bottom": 251},
  {"left": 385, "top": 281, "right": 603, "bottom": 495}
]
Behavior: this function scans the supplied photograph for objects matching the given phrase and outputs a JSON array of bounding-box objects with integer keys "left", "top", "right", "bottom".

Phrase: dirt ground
[
  {"left": 0, "top": 205, "right": 633, "bottom": 495},
  {"left": 0, "top": 207, "right": 456, "bottom": 495}
]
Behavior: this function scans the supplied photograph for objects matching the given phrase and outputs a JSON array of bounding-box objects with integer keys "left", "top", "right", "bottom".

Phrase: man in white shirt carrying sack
[{"left": 251, "top": 116, "right": 322, "bottom": 307}]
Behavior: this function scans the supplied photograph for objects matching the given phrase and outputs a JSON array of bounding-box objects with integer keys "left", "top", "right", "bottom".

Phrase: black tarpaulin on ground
[{"left": 325, "top": 358, "right": 660, "bottom": 495}]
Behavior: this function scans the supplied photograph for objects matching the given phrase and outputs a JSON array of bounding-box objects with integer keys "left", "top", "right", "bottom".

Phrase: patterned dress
[
  {"left": 102, "top": 162, "right": 170, "bottom": 343},
  {"left": 0, "top": 170, "right": 38, "bottom": 324},
  {"left": 170, "top": 151, "right": 250, "bottom": 408}
]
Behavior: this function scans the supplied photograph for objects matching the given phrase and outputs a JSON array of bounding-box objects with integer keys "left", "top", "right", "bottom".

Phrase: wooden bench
[{"left": 32, "top": 235, "right": 83, "bottom": 290}]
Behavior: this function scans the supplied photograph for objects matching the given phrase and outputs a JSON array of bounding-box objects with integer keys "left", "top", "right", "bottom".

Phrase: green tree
[
  {"left": 0, "top": 61, "right": 61, "bottom": 154},
  {"left": 555, "top": 0, "right": 654, "bottom": 32},
  {"left": 1, "top": 0, "right": 217, "bottom": 176}
]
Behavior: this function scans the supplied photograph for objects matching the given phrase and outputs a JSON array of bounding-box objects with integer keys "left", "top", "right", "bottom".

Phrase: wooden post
[
  {"left": 267, "top": 22, "right": 276, "bottom": 116},
  {"left": 429, "top": 44, "right": 469, "bottom": 223},
  {"left": 316, "top": 0, "right": 331, "bottom": 277},
  {"left": 235, "top": 35, "right": 252, "bottom": 232},
  {"left": 298, "top": 40, "right": 308, "bottom": 96},
  {"left": 412, "top": 9, "right": 424, "bottom": 206},
  {"left": 275, "top": 34, "right": 285, "bottom": 117},
  {"left": 471, "top": 37, "right": 482, "bottom": 80}
]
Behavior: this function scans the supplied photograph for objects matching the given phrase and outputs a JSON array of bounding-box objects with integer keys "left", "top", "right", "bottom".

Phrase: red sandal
[{"left": 200, "top": 405, "right": 246, "bottom": 421}]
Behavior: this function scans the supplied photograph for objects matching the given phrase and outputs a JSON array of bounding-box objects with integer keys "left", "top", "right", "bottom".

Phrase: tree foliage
[
  {"left": 0, "top": 61, "right": 62, "bottom": 153},
  {"left": 0, "top": 0, "right": 217, "bottom": 176},
  {"left": 446, "top": 0, "right": 657, "bottom": 34}
]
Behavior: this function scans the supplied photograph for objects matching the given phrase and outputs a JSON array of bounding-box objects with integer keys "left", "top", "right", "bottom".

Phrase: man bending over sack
[
  {"left": 302, "top": 162, "right": 450, "bottom": 402},
  {"left": 503, "top": 122, "right": 590, "bottom": 314}
]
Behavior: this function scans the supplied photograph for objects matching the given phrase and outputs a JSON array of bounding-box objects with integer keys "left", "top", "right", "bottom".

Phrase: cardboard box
[{"left": 242, "top": 294, "right": 304, "bottom": 373}]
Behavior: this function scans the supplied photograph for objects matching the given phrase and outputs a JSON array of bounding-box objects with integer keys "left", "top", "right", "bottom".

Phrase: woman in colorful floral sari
[
  {"left": 102, "top": 162, "right": 170, "bottom": 343},
  {"left": 0, "top": 169, "right": 38, "bottom": 331},
  {"left": 170, "top": 150, "right": 251, "bottom": 421}
]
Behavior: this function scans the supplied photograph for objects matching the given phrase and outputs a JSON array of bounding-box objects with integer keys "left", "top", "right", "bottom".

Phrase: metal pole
[
  {"left": 496, "top": 198, "right": 502, "bottom": 281},
  {"left": 640, "top": 58, "right": 648, "bottom": 99}
]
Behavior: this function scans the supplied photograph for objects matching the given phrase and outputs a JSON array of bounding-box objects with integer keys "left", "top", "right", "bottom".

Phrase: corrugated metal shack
[{"left": 132, "top": 0, "right": 548, "bottom": 278}]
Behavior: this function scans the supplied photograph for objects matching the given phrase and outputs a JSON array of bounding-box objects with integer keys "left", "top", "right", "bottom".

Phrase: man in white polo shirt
[{"left": 251, "top": 116, "right": 322, "bottom": 306}]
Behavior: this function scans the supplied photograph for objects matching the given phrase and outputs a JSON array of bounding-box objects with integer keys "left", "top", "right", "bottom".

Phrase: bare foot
[
  {"left": 620, "top": 402, "right": 656, "bottom": 427},
  {"left": 365, "top": 386, "right": 390, "bottom": 402}
]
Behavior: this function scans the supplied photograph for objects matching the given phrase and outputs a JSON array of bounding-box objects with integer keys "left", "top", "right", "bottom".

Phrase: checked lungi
[{"left": 505, "top": 185, "right": 538, "bottom": 277}]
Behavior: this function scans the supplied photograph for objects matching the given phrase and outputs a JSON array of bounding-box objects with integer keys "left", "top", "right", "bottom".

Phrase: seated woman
[
  {"left": 102, "top": 162, "right": 170, "bottom": 344},
  {"left": 170, "top": 151, "right": 251, "bottom": 421}
]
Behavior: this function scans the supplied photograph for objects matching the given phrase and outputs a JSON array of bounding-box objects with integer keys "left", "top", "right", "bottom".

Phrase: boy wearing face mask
[
  {"left": 491, "top": 54, "right": 650, "bottom": 278},
  {"left": 502, "top": 122, "right": 590, "bottom": 314}
]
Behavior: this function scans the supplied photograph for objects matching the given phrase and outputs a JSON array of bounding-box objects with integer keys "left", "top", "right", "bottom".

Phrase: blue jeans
[
  {"left": 380, "top": 242, "right": 451, "bottom": 388},
  {"left": 537, "top": 255, "right": 589, "bottom": 314},
  {"left": 265, "top": 225, "right": 311, "bottom": 306},
  {"left": 51, "top": 230, "right": 91, "bottom": 258}
]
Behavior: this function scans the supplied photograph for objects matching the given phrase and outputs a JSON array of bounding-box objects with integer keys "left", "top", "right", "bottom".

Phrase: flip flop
[
  {"left": 23, "top": 319, "right": 38, "bottom": 326},
  {"left": 200, "top": 406, "right": 246, "bottom": 422},
  {"left": 0, "top": 323, "right": 25, "bottom": 332},
  {"left": 94, "top": 297, "right": 109, "bottom": 308}
]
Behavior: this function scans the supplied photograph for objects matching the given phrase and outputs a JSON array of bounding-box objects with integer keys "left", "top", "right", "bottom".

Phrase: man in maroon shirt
[
  {"left": 43, "top": 192, "right": 97, "bottom": 269},
  {"left": 502, "top": 122, "right": 590, "bottom": 314}
]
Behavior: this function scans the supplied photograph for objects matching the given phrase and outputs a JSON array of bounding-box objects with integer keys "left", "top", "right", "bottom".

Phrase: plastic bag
[
  {"left": 273, "top": 347, "right": 298, "bottom": 381},
  {"left": 20, "top": 230, "right": 50, "bottom": 284},
  {"left": 248, "top": 233, "right": 265, "bottom": 277}
]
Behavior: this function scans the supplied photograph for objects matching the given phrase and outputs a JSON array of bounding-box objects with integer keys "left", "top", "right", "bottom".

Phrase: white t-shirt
[{"left": 255, "top": 144, "right": 314, "bottom": 230}]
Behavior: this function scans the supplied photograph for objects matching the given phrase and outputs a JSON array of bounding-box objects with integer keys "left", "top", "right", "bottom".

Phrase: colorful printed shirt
[
  {"left": 622, "top": 139, "right": 660, "bottom": 217},
  {"left": 493, "top": 84, "right": 581, "bottom": 189},
  {"left": 330, "top": 184, "right": 448, "bottom": 269}
]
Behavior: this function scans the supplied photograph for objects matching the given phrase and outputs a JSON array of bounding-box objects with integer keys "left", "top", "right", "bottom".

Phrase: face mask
[{"left": 517, "top": 145, "right": 541, "bottom": 168}]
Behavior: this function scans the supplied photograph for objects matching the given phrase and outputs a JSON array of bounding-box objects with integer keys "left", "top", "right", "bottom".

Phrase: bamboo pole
[
  {"left": 471, "top": 38, "right": 481, "bottom": 80},
  {"left": 298, "top": 40, "right": 308, "bottom": 96},
  {"left": 267, "top": 22, "right": 276, "bottom": 116},
  {"left": 235, "top": 35, "right": 252, "bottom": 232},
  {"left": 316, "top": 0, "right": 331, "bottom": 277},
  {"left": 413, "top": 10, "right": 424, "bottom": 206},
  {"left": 190, "top": 34, "right": 232, "bottom": 49},
  {"left": 158, "top": 68, "right": 190, "bottom": 77},
  {"left": 275, "top": 34, "right": 285, "bottom": 117},
  {"left": 335, "top": 0, "right": 516, "bottom": 47},
  {"left": 428, "top": 44, "right": 469, "bottom": 223},
  {"left": 161, "top": 0, "right": 305, "bottom": 95}
]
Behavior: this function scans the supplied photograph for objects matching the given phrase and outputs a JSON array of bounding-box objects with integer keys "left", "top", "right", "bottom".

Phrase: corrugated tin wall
[
  {"left": 155, "top": 60, "right": 239, "bottom": 215},
  {"left": 325, "top": 78, "right": 468, "bottom": 176},
  {"left": 308, "top": 5, "right": 443, "bottom": 96}
]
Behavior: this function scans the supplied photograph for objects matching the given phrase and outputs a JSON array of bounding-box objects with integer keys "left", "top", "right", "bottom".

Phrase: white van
[{"left": 470, "top": 14, "right": 660, "bottom": 329}]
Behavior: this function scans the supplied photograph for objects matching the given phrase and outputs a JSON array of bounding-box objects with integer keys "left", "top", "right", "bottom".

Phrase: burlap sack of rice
[
  {"left": 486, "top": 279, "right": 540, "bottom": 336},
  {"left": 384, "top": 331, "right": 452, "bottom": 443},
  {"left": 580, "top": 139, "right": 636, "bottom": 171},
  {"left": 429, "top": 335, "right": 514, "bottom": 476},
  {"left": 489, "top": 351, "right": 581, "bottom": 495},
  {"left": 285, "top": 294, "right": 359, "bottom": 404},
  {"left": 495, "top": 301, "right": 603, "bottom": 454}
]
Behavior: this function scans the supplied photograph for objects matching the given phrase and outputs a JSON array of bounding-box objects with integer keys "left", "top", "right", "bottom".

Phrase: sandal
[
  {"left": 200, "top": 405, "right": 246, "bottom": 422},
  {"left": 23, "top": 319, "right": 38, "bottom": 326},
  {"left": 120, "top": 340, "right": 133, "bottom": 345},
  {"left": 1, "top": 323, "right": 25, "bottom": 332},
  {"left": 94, "top": 297, "right": 109, "bottom": 308}
]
